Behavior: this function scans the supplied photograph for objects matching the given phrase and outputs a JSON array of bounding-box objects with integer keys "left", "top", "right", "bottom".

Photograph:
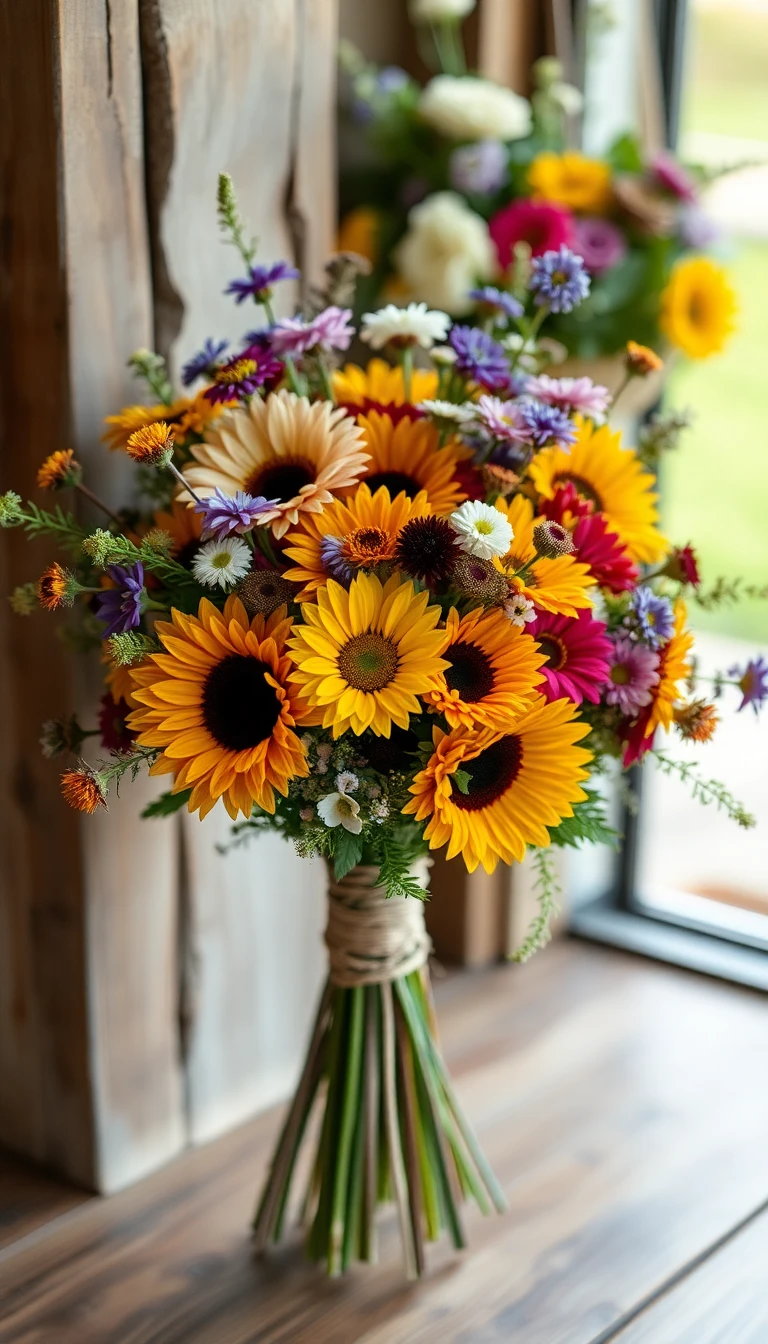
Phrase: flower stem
[
  {"left": 166, "top": 460, "right": 201, "bottom": 504},
  {"left": 75, "top": 483, "right": 124, "bottom": 528},
  {"left": 401, "top": 346, "right": 414, "bottom": 403}
]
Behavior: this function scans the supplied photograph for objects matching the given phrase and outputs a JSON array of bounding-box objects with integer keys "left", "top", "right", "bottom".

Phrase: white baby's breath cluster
[{"left": 419, "top": 75, "right": 532, "bottom": 142}]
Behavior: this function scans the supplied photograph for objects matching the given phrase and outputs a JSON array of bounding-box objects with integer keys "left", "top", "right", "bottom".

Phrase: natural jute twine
[{"left": 325, "top": 861, "right": 432, "bottom": 988}]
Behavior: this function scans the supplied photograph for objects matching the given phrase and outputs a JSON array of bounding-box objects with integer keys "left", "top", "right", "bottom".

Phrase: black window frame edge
[{"left": 567, "top": 0, "right": 768, "bottom": 993}]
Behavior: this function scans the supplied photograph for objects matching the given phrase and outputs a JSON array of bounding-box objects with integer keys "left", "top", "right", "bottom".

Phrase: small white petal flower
[
  {"left": 418, "top": 399, "right": 476, "bottom": 426},
  {"left": 360, "top": 302, "right": 451, "bottom": 351},
  {"left": 503, "top": 593, "right": 536, "bottom": 628},
  {"left": 431, "top": 344, "right": 458, "bottom": 366},
  {"left": 419, "top": 75, "right": 531, "bottom": 143},
  {"left": 336, "top": 770, "right": 359, "bottom": 795},
  {"left": 410, "top": 0, "right": 475, "bottom": 21},
  {"left": 371, "top": 799, "right": 391, "bottom": 823},
  {"left": 191, "top": 537, "right": 251, "bottom": 590},
  {"left": 550, "top": 81, "right": 584, "bottom": 116},
  {"left": 317, "top": 791, "right": 363, "bottom": 835},
  {"left": 450, "top": 500, "right": 513, "bottom": 560}
]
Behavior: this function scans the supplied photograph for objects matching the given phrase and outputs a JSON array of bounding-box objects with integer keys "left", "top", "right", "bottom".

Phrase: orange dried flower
[
  {"left": 126, "top": 422, "right": 175, "bottom": 465},
  {"left": 61, "top": 766, "right": 108, "bottom": 814},
  {"left": 673, "top": 699, "right": 719, "bottom": 743},
  {"left": 38, "top": 562, "right": 73, "bottom": 611},
  {"left": 36, "top": 449, "right": 82, "bottom": 490},
  {"left": 626, "top": 341, "right": 663, "bottom": 377}
]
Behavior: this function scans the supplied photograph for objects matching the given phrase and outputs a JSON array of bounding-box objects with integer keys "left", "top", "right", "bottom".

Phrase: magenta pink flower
[
  {"left": 652, "top": 151, "right": 697, "bottom": 204},
  {"left": 606, "top": 636, "right": 660, "bottom": 716},
  {"left": 529, "top": 609, "right": 612, "bottom": 706},
  {"left": 525, "top": 374, "right": 610, "bottom": 420},
  {"left": 572, "top": 216, "right": 626, "bottom": 274},
  {"left": 489, "top": 199, "right": 574, "bottom": 269},
  {"left": 271, "top": 306, "right": 354, "bottom": 356}
]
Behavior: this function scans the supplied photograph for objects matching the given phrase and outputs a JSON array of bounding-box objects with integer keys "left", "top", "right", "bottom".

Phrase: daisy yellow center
[
  {"left": 444, "top": 641, "right": 495, "bottom": 703},
  {"left": 202, "top": 655, "right": 281, "bottom": 752},
  {"left": 337, "top": 632, "right": 398, "bottom": 692},
  {"left": 553, "top": 472, "right": 603, "bottom": 510},
  {"left": 211, "top": 551, "right": 234, "bottom": 570},
  {"left": 538, "top": 634, "right": 567, "bottom": 672},
  {"left": 246, "top": 457, "right": 315, "bottom": 503},
  {"left": 474, "top": 519, "right": 494, "bottom": 536},
  {"left": 366, "top": 469, "right": 420, "bottom": 500},
  {"left": 342, "top": 526, "right": 396, "bottom": 567},
  {"left": 451, "top": 736, "right": 523, "bottom": 812},
  {"left": 610, "top": 664, "right": 630, "bottom": 685}
]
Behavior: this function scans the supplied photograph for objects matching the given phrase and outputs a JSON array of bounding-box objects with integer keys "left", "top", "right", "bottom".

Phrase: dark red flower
[
  {"left": 452, "top": 457, "right": 485, "bottom": 502},
  {"left": 663, "top": 543, "right": 700, "bottom": 587},
  {"left": 340, "top": 399, "right": 423, "bottom": 425},
  {"left": 98, "top": 694, "right": 137, "bottom": 753},
  {"left": 620, "top": 708, "right": 655, "bottom": 767}
]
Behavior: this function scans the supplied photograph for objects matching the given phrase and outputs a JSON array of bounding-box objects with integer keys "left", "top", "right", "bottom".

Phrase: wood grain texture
[
  {"left": 614, "top": 1206, "right": 768, "bottom": 1344},
  {"left": 0, "top": 1154, "right": 90, "bottom": 1253},
  {"left": 2, "top": 943, "right": 767, "bottom": 1343},
  {"left": 477, "top": 0, "right": 538, "bottom": 92}
]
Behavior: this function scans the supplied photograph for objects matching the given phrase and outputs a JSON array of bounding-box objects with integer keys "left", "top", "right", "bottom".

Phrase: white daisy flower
[
  {"left": 431, "top": 345, "right": 458, "bottom": 366},
  {"left": 410, "top": 0, "right": 475, "bottom": 21},
  {"left": 360, "top": 302, "right": 451, "bottom": 351},
  {"left": 449, "top": 499, "right": 513, "bottom": 560},
  {"left": 335, "top": 770, "right": 359, "bottom": 795},
  {"left": 418, "top": 399, "right": 477, "bottom": 426},
  {"left": 503, "top": 592, "right": 536, "bottom": 628},
  {"left": 317, "top": 791, "right": 363, "bottom": 835},
  {"left": 191, "top": 537, "right": 251, "bottom": 590}
]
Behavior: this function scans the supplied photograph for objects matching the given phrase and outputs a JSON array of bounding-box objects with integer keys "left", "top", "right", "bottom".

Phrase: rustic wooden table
[{"left": 1, "top": 941, "right": 767, "bottom": 1344}]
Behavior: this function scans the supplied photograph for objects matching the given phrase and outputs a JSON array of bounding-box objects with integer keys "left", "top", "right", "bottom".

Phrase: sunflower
[
  {"left": 288, "top": 572, "right": 448, "bottom": 737},
  {"left": 621, "top": 600, "right": 694, "bottom": 765},
  {"left": 660, "top": 256, "right": 736, "bottom": 359},
  {"left": 404, "top": 697, "right": 592, "bottom": 873},
  {"left": 528, "top": 415, "right": 668, "bottom": 565},
  {"left": 128, "top": 596, "right": 311, "bottom": 820},
  {"left": 333, "top": 358, "right": 438, "bottom": 411},
  {"left": 283, "top": 482, "right": 431, "bottom": 600},
  {"left": 184, "top": 390, "right": 368, "bottom": 540},
  {"left": 152, "top": 500, "right": 204, "bottom": 569},
  {"left": 103, "top": 647, "right": 142, "bottom": 708},
  {"left": 426, "top": 606, "right": 545, "bottom": 730},
  {"left": 356, "top": 410, "right": 470, "bottom": 517},
  {"left": 493, "top": 494, "right": 595, "bottom": 617},
  {"left": 103, "top": 392, "right": 224, "bottom": 452},
  {"left": 528, "top": 151, "right": 612, "bottom": 213}
]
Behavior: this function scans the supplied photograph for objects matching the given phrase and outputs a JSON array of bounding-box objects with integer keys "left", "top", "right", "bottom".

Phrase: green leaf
[
  {"left": 333, "top": 828, "right": 365, "bottom": 881},
  {"left": 607, "top": 131, "right": 643, "bottom": 174},
  {"left": 453, "top": 768, "right": 472, "bottom": 795},
  {"left": 548, "top": 789, "right": 619, "bottom": 850},
  {"left": 141, "top": 788, "right": 192, "bottom": 819}
]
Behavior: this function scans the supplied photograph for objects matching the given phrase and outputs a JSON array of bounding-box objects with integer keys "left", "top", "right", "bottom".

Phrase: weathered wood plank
[
  {"left": 2, "top": 945, "right": 767, "bottom": 1343},
  {"left": 0, "top": 1153, "right": 90, "bottom": 1253}
]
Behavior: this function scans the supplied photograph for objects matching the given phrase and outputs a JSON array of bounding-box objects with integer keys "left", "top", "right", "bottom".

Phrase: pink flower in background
[
  {"left": 271, "top": 306, "right": 354, "bottom": 356},
  {"left": 572, "top": 216, "right": 626, "bottom": 274},
  {"left": 606, "top": 636, "right": 660, "bottom": 717},
  {"left": 525, "top": 374, "right": 611, "bottom": 420},
  {"left": 489, "top": 199, "right": 574, "bottom": 269},
  {"left": 652, "top": 151, "right": 697, "bottom": 203}
]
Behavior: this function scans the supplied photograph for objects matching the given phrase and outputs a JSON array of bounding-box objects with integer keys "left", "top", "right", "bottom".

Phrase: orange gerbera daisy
[
  {"left": 404, "top": 697, "right": 592, "bottom": 873},
  {"left": 282, "top": 482, "right": 431, "bottom": 600},
  {"left": 426, "top": 605, "right": 545, "bottom": 730},
  {"left": 334, "top": 358, "right": 438, "bottom": 411},
  {"left": 356, "top": 411, "right": 470, "bottom": 517},
  {"left": 493, "top": 494, "right": 595, "bottom": 617},
  {"left": 128, "top": 596, "right": 312, "bottom": 819},
  {"left": 184, "top": 390, "right": 368, "bottom": 540}
]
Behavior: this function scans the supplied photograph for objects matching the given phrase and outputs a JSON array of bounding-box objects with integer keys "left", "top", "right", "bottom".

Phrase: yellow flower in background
[
  {"left": 528, "top": 151, "right": 612, "bottom": 213},
  {"left": 337, "top": 207, "right": 381, "bottom": 266},
  {"left": 103, "top": 393, "right": 224, "bottom": 452},
  {"left": 357, "top": 410, "right": 470, "bottom": 516},
  {"left": 493, "top": 493, "right": 596, "bottom": 617},
  {"left": 334, "top": 358, "right": 438, "bottom": 409},
  {"left": 129, "top": 596, "right": 312, "bottom": 820},
  {"left": 288, "top": 572, "right": 448, "bottom": 738},
  {"left": 660, "top": 257, "right": 737, "bottom": 359},
  {"left": 644, "top": 600, "right": 694, "bottom": 739},
  {"left": 529, "top": 415, "right": 668, "bottom": 566},
  {"left": 404, "top": 697, "right": 592, "bottom": 873}
]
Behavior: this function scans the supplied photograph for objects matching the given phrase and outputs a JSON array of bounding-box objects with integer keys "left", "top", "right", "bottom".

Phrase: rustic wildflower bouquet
[
  {"left": 339, "top": 2, "right": 737, "bottom": 362},
  {"left": 3, "top": 174, "right": 761, "bottom": 1280}
]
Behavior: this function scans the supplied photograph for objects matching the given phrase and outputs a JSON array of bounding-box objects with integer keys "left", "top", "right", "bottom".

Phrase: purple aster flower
[
  {"left": 469, "top": 286, "right": 524, "bottom": 323},
  {"left": 225, "top": 261, "right": 299, "bottom": 305},
  {"left": 571, "top": 217, "right": 626, "bottom": 275},
  {"left": 448, "top": 326, "right": 511, "bottom": 393},
  {"left": 96, "top": 563, "right": 144, "bottom": 638},
  {"left": 525, "top": 374, "right": 610, "bottom": 420},
  {"left": 517, "top": 398, "right": 577, "bottom": 448},
  {"left": 628, "top": 587, "right": 676, "bottom": 648},
  {"left": 181, "top": 338, "right": 230, "bottom": 387},
  {"left": 192, "top": 488, "right": 278, "bottom": 542},
  {"left": 271, "top": 306, "right": 354, "bottom": 357},
  {"left": 449, "top": 140, "right": 509, "bottom": 195},
  {"left": 652, "top": 151, "right": 697, "bottom": 204},
  {"left": 729, "top": 656, "right": 768, "bottom": 715},
  {"left": 606, "top": 636, "right": 660, "bottom": 717},
  {"left": 320, "top": 535, "right": 353, "bottom": 585},
  {"left": 530, "top": 246, "right": 591, "bottom": 314},
  {"left": 203, "top": 354, "right": 272, "bottom": 405}
]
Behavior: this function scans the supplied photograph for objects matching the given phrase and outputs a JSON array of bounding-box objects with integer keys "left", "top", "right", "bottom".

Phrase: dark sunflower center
[
  {"left": 444, "top": 641, "right": 495, "bottom": 702},
  {"left": 202, "top": 655, "right": 281, "bottom": 752},
  {"left": 361, "top": 725, "right": 419, "bottom": 774},
  {"left": 365, "top": 470, "right": 420, "bottom": 499},
  {"left": 246, "top": 457, "right": 314, "bottom": 503},
  {"left": 553, "top": 472, "right": 603, "bottom": 510},
  {"left": 451, "top": 735, "right": 523, "bottom": 811},
  {"left": 338, "top": 632, "right": 398, "bottom": 692},
  {"left": 537, "top": 634, "right": 567, "bottom": 672}
]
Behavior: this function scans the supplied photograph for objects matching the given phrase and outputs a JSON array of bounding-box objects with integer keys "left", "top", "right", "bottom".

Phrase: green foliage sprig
[
  {"left": 693, "top": 575, "right": 768, "bottom": 612},
  {"left": 651, "top": 749, "right": 755, "bottom": 828},
  {"left": 510, "top": 850, "right": 562, "bottom": 964},
  {"left": 217, "top": 172, "right": 258, "bottom": 267},
  {"left": 548, "top": 789, "right": 619, "bottom": 850}
]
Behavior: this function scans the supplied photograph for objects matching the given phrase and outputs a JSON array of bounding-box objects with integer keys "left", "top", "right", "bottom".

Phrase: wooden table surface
[{"left": 1, "top": 941, "right": 767, "bottom": 1344}]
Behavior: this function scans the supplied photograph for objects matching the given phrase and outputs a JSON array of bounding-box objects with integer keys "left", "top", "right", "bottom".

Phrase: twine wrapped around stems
[{"left": 325, "top": 861, "right": 432, "bottom": 988}]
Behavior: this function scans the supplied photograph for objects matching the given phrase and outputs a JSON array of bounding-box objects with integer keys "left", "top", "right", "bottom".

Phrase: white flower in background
[
  {"left": 371, "top": 799, "right": 391, "bottom": 823},
  {"left": 431, "top": 344, "right": 458, "bottom": 366},
  {"left": 450, "top": 499, "right": 513, "bottom": 560},
  {"left": 419, "top": 399, "right": 477, "bottom": 426},
  {"left": 360, "top": 302, "right": 450, "bottom": 351},
  {"left": 191, "top": 537, "right": 251, "bottom": 590},
  {"left": 537, "top": 337, "right": 568, "bottom": 366},
  {"left": 335, "top": 770, "right": 359, "bottom": 795},
  {"left": 410, "top": 0, "right": 475, "bottom": 21},
  {"left": 503, "top": 592, "right": 536, "bottom": 628},
  {"left": 317, "top": 791, "right": 363, "bottom": 835},
  {"left": 393, "top": 192, "right": 494, "bottom": 316},
  {"left": 549, "top": 81, "right": 584, "bottom": 116},
  {"left": 419, "top": 75, "right": 532, "bottom": 142}
]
